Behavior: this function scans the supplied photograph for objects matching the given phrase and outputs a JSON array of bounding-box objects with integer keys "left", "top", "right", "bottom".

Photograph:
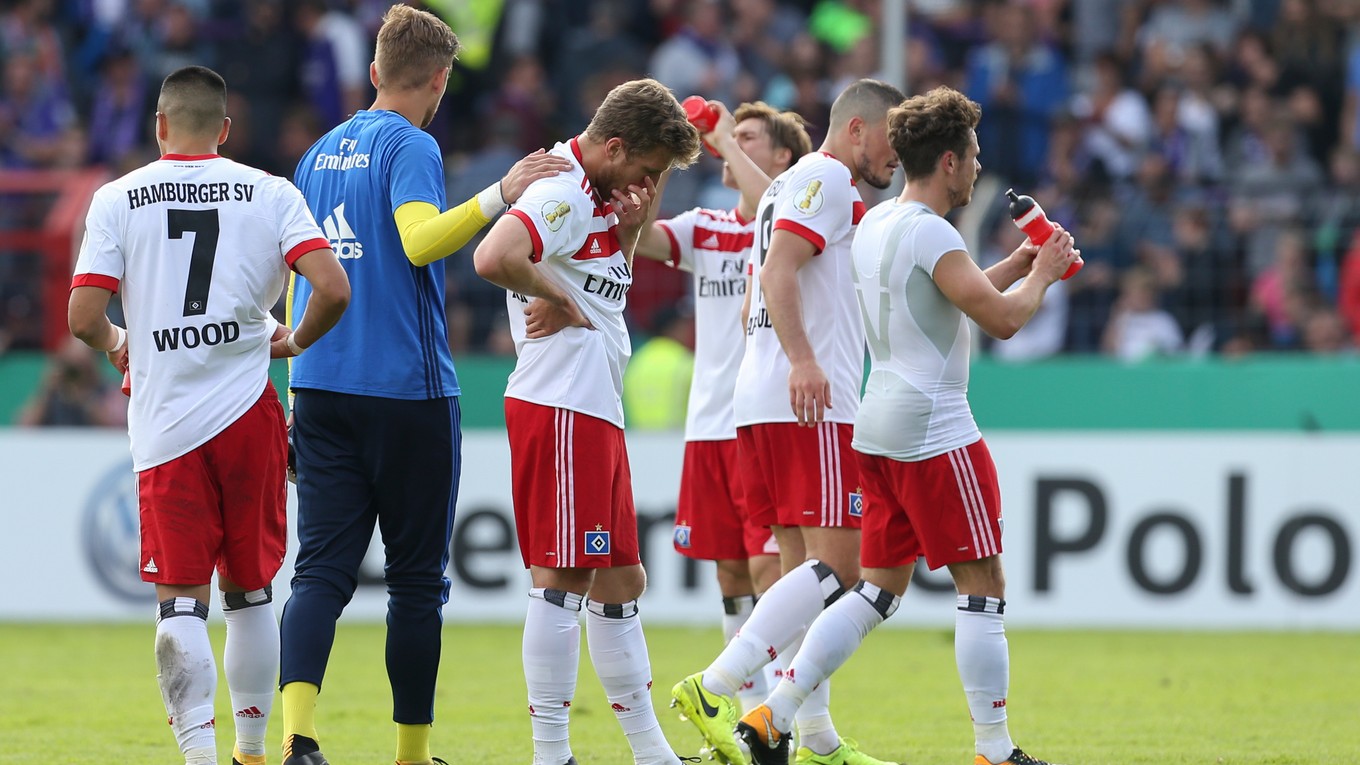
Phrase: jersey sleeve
[
  {"left": 505, "top": 176, "right": 589, "bottom": 263},
  {"left": 266, "top": 177, "right": 331, "bottom": 270},
  {"left": 657, "top": 208, "right": 701, "bottom": 272},
  {"left": 387, "top": 129, "right": 446, "bottom": 212},
  {"left": 71, "top": 185, "right": 125, "bottom": 292},
  {"left": 915, "top": 214, "right": 969, "bottom": 275},
  {"left": 771, "top": 159, "right": 856, "bottom": 255}
]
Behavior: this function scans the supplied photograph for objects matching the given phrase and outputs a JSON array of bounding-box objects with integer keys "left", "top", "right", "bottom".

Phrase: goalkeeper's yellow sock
[
  {"left": 395, "top": 723, "right": 432, "bottom": 764},
  {"left": 281, "top": 681, "right": 320, "bottom": 742}
]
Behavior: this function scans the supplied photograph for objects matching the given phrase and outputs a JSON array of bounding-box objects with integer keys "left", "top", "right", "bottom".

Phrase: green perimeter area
[
  {"left": 1, "top": 623, "right": 1355, "bottom": 764},
  {"left": 3, "top": 352, "right": 1357, "bottom": 430}
]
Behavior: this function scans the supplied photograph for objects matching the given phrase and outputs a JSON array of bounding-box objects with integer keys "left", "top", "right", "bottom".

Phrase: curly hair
[
  {"left": 585, "top": 79, "right": 702, "bottom": 169},
  {"left": 887, "top": 87, "right": 982, "bottom": 181}
]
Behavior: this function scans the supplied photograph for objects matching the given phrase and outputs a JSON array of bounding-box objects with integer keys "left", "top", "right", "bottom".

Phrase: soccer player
[
  {"left": 472, "top": 78, "right": 701, "bottom": 765},
  {"left": 740, "top": 87, "right": 1077, "bottom": 765},
  {"left": 68, "top": 65, "right": 350, "bottom": 765},
  {"left": 633, "top": 99, "right": 812, "bottom": 712},
  {"left": 670, "top": 79, "right": 904, "bottom": 765},
  {"left": 278, "top": 6, "right": 570, "bottom": 765}
]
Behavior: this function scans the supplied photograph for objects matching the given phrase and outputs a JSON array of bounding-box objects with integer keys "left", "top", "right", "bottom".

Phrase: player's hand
[
  {"left": 703, "top": 100, "right": 738, "bottom": 152},
  {"left": 105, "top": 345, "right": 129, "bottom": 374},
  {"left": 501, "top": 149, "right": 574, "bottom": 205},
  {"left": 788, "top": 359, "right": 831, "bottom": 426},
  {"left": 1032, "top": 224, "right": 1078, "bottom": 284},
  {"left": 270, "top": 329, "right": 300, "bottom": 358},
  {"left": 612, "top": 176, "right": 656, "bottom": 231},
  {"left": 524, "top": 296, "right": 594, "bottom": 339},
  {"left": 1008, "top": 238, "right": 1041, "bottom": 276}
]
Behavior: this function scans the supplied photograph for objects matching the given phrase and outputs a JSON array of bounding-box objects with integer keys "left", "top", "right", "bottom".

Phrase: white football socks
[
  {"left": 586, "top": 600, "right": 675, "bottom": 765},
  {"left": 155, "top": 597, "right": 217, "bottom": 764},
  {"left": 703, "top": 561, "right": 837, "bottom": 697},
  {"left": 524, "top": 589, "right": 582, "bottom": 765},
  {"left": 956, "top": 595, "right": 1013, "bottom": 764},
  {"left": 222, "top": 588, "right": 278, "bottom": 758},
  {"left": 722, "top": 594, "right": 768, "bottom": 711}
]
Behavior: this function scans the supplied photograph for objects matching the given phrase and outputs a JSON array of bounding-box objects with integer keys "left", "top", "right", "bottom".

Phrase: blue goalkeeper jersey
[{"left": 290, "top": 109, "right": 460, "bottom": 400}]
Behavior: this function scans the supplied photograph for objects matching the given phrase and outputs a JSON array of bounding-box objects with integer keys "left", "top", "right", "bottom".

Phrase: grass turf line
[{"left": 0, "top": 624, "right": 1354, "bottom": 764}]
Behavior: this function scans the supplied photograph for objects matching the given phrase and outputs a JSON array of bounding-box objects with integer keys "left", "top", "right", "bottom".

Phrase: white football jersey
[
  {"left": 503, "top": 137, "right": 633, "bottom": 428},
  {"left": 850, "top": 200, "right": 980, "bottom": 461},
  {"left": 73, "top": 153, "right": 329, "bottom": 470},
  {"left": 657, "top": 207, "right": 752, "bottom": 441},
  {"left": 733, "top": 152, "right": 867, "bottom": 427}
]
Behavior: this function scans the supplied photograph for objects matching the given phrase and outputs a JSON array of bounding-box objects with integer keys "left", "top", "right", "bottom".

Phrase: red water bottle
[
  {"left": 1006, "top": 188, "right": 1082, "bottom": 280},
  {"left": 121, "top": 370, "right": 131, "bottom": 397},
  {"left": 682, "top": 96, "right": 722, "bottom": 158}
]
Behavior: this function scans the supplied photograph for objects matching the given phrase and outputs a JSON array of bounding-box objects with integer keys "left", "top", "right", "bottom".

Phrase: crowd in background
[{"left": 5, "top": 0, "right": 1360, "bottom": 410}]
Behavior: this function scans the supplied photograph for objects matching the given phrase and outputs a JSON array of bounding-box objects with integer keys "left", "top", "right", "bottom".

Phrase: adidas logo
[
  {"left": 590, "top": 239, "right": 602, "bottom": 255},
  {"left": 701, "top": 234, "right": 719, "bottom": 248},
  {"left": 143, "top": 557, "right": 159, "bottom": 574},
  {"left": 322, "top": 202, "right": 364, "bottom": 259},
  {"left": 236, "top": 706, "right": 265, "bottom": 719}
]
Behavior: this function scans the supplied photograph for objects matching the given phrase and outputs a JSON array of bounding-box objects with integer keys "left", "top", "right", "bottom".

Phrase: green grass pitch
[{"left": 1, "top": 623, "right": 1355, "bottom": 764}]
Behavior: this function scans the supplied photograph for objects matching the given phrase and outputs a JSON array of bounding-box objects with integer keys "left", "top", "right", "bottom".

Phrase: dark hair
[
  {"left": 887, "top": 86, "right": 982, "bottom": 181},
  {"left": 158, "top": 66, "right": 228, "bottom": 136},
  {"left": 828, "top": 78, "right": 907, "bottom": 130}
]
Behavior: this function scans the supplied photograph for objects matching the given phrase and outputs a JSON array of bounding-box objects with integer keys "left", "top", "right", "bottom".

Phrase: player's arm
[
  {"left": 704, "top": 101, "right": 774, "bottom": 216},
  {"left": 933, "top": 226, "right": 1077, "bottom": 340},
  {"left": 473, "top": 214, "right": 590, "bottom": 334},
  {"left": 396, "top": 150, "right": 572, "bottom": 266},
  {"left": 741, "top": 270, "right": 752, "bottom": 330},
  {"left": 68, "top": 286, "right": 126, "bottom": 371},
  {"left": 275, "top": 247, "right": 350, "bottom": 357},
  {"left": 634, "top": 169, "right": 675, "bottom": 264},
  {"left": 759, "top": 229, "right": 827, "bottom": 425}
]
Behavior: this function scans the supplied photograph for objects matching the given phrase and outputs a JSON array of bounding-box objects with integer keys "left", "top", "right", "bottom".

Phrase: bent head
[
  {"left": 722, "top": 102, "right": 813, "bottom": 190},
  {"left": 584, "top": 78, "right": 702, "bottom": 196},
  {"left": 373, "top": 4, "right": 460, "bottom": 128},
  {"left": 888, "top": 86, "right": 982, "bottom": 209},
  {"left": 156, "top": 65, "right": 230, "bottom": 151},
  {"left": 827, "top": 79, "right": 905, "bottom": 190}
]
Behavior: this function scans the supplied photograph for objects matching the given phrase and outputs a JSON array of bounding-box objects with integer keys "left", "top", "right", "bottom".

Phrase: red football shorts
[
  {"left": 737, "top": 421, "right": 861, "bottom": 530},
  {"left": 137, "top": 383, "right": 288, "bottom": 589},
  {"left": 857, "top": 438, "right": 1003, "bottom": 570},
  {"left": 673, "top": 439, "right": 777, "bottom": 560},
  {"left": 505, "top": 399, "right": 641, "bottom": 569}
]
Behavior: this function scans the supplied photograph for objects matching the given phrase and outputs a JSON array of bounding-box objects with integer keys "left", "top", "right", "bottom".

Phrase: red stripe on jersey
[
  {"left": 573, "top": 226, "right": 619, "bottom": 260},
  {"left": 160, "top": 153, "right": 221, "bottom": 161},
  {"left": 284, "top": 237, "right": 331, "bottom": 270},
  {"left": 71, "top": 273, "right": 120, "bottom": 293},
  {"left": 852, "top": 200, "right": 867, "bottom": 225},
  {"left": 507, "top": 208, "right": 545, "bottom": 262},
  {"left": 692, "top": 227, "right": 753, "bottom": 253},
  {"left": 773, "top": 219, "right": 826, "bottom": 254},
  {"left": 659, "top": 222, "right": 682, "bottom": 267}
]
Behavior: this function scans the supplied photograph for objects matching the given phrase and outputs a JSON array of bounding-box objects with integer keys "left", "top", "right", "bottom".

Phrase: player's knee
[{"left": 807, "top": 558, "right": 847, "bottom": 608}]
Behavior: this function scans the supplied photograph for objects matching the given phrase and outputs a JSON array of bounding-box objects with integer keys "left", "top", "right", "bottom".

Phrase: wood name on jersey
[{"left": 127, "top": 181, "right": 255, "bottom": 210}]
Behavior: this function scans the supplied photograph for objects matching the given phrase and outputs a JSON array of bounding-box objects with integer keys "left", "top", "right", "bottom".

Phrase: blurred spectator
[
  {"left": 649, "top": 0, "right": 741, "bottom": 106},
  {"left": 1230, "top": 115, "right": 1325, "bottom": 277},
  {"left": 1102, "top": 266, "right": 1184, "bottom": 361},
  {"left": 217, "top": 0, "right": 300, "bottom": 175},
  {"left": 295, "top": 0, "right": 369, "bottom": 130},
  {"left": 622, "top": 303, "right": 695, "bottom": 431},
  {"left": 484, "top": 54, "right": 553, "bottom": 154},
  {"left": 1250, "top": 227, "right": 1317, "bottom": 347},
  {"left": 0, "top": 51, "right": 82, "bottom": 168},
  {"left": 15, "top": 338, "right": 126, "bottom": 427},
  {"left": 965, "top": 1, "right": 1069, "bottom": 186},
  {"left": 1301, "top": 306, "right": 1352, "bottom": 352},
  {"left": 1137, "top": 0, "right": 1243, "bottom": 65},
  {"left": 86, "top": 43, "right": 150, "bottom": 169},
  {"left": 1072, "top": 51, "right": 1151, "bottom": 182},
  {"left": 1147, "top": 82, "right": 1223, "bottom": 185},
  {"left": 550, "top": 0, "right": 650, "bottom": 129}
]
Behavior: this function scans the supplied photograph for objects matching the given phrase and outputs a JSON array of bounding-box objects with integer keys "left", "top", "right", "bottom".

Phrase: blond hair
[
  {"left": 584, "top": 79, "right": 701, "bottom": 169},
  {"left": 887, "top": 86, "right": 981, "bottom": 181},
  {"left": 732, "top": 101, "right": 813, "bottom": 164},
  {"left": 374, "top": 4, "right": 460, "bottom": 91}
]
